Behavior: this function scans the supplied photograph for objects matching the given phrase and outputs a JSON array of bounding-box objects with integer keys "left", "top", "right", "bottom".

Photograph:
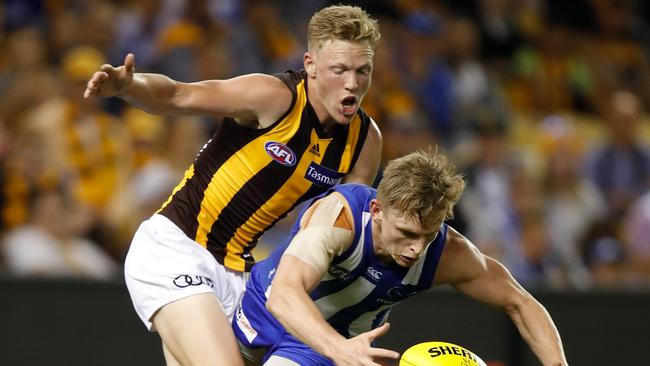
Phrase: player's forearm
[
  {"left": 267, "top": 285, "right": 345, "bottom": 359},
  {"left": 119, "top": 73, "right": 179, "bottom": 115},
  {"left": 507, "top": 295, "right": 568, "bottom": 366}
]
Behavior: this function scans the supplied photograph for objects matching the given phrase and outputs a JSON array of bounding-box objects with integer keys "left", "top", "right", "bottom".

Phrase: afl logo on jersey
[{"left": 265, "top": 141, "right": 296, "bottom": 166}]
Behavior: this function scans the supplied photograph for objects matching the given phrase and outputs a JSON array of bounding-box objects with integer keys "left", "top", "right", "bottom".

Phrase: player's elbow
[
  {"left": 503, "top": 290, "right": 537, "bottom": 318},
  {"left": 265, "top": 287, "right": 288, "bottom": 320}
]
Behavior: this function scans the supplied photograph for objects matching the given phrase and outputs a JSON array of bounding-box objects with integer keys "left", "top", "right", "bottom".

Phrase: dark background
[{"left": 1, "top": 278, "right": 648, "bottom": 365}]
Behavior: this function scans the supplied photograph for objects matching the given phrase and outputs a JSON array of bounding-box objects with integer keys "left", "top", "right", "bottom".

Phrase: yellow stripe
[
  {"left": 195, "top": 80, "right": 308, "bottom": 252},
  {"left": 337, "top": 114, "right": 362, "bottom": 172},
  {"left": 157, "top": 164, "right": 195, "bottom": 213},
  {"left": 224, "top": 129, "right": 333, "bottom": 270}
]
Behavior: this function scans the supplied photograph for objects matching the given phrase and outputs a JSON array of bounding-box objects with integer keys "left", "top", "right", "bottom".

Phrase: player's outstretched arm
[
  {"left": 439, "top": 228, "right": 568, "bottom": 366},
  {"left": 266, "top": 194, "right": 399, "bottom": 365},
  {"left": 83, "top": 53, "right": 291, "bottom": 126}
]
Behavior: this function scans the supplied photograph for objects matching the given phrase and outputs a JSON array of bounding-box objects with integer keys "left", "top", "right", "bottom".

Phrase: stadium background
[{"left": 1, "top": 0, "right": 649, "bottom": 365}]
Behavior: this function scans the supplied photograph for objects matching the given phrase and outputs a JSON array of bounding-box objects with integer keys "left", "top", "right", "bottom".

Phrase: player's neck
[{"left": 371, "top": 227, "right": 393, "bottom": 264}]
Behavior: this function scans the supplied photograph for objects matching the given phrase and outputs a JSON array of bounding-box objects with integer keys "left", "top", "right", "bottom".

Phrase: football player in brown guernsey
[{"left": 84, "top": 5, "right": 382, "bottom": 366}]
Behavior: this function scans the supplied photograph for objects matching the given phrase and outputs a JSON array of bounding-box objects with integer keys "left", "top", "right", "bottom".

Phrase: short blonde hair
[
  {"left": 308, "top": 5, "right": 381, "bottom": 52},
  {"left": 377, "top": 150, "right": 465, "bottom": 229}
]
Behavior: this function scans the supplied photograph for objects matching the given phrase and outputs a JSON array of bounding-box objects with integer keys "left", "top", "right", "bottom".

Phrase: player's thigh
[
  {"left": 264, "top": 355, "right": 301, "bottom": 366},
  {"left": 162, "top": 341, "right": 181, "bottom": 366},
  {"left": 153, "top": 292, "right": 244, "bottom": 366}
]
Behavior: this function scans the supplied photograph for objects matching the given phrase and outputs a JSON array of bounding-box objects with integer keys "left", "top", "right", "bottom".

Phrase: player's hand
[
  {"left": 330, "top": 323, "right": 400, "bottom": 366},
  {"left": 84, "top": 53, "right": 135, "bottom": 98}
]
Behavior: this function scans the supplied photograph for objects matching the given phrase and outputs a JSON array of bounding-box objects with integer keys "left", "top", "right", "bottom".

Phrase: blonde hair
[
  {"left": 308, "top": 5, "right": 381, "bottom": 52},
  {"left": 376, "top": 149, "right": 465, "bottom": 228}
]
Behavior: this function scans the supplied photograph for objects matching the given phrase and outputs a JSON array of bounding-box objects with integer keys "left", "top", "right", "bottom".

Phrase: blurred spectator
[
  {"left": 585, "top": 90, "right": 650, "bottom": 217},
  {"left": 1, "top": 188, "right": 118, "bottom": 279},
  {"left": 580, "top": 220, "right": 629, "bottom": 289},
  {"left": 590, "top": 0, "right": 650, "bottom": 106},
  {"left": 0, "top": 26, "right": 58, "bottom": 126},
  {"left": 444, "top": 17, "right": 509, "bottom": 143},
  {"left": 104, "top": 112, "right": 207, "bottom": 259},
  {"left": 475, "top": 0, "right": 524, "bottom": 66},
  {"left": 396, "top": 1, "right": 451, "bottom": 136},
  {"left": 110, "top": 0, "right": 166, "bottom": 70},
  {"left": 20, "top": 46, "right": 131, "bottom": 260},
  {"left": 0, "top": 125, "right": 60, "bottom": 231},
  {"left": 154, "top": 2, "right": 208, "bottom": 81},
  {"left": 457, "top": 116, "right": 512, "bottom": 261},
  {"left": 509, "top": 23, "right": 594, "bottom": 114},
  {"left": 624, "top": 190, "right": 650, "bottom": 280},
  {"left": 243, "top": 1, "right": 303, "bottom": 72},
  {"left": 23, "top": 47, "right": 130, "bottom": 211},
  {"left": 540, "top": 116, "right": 607, "bottom": 288},
  {"left": 3, "top": 0, "right": 45, "bottom": 31},
  {"left": 507, "top": 167, "right": 565, "bottom": 288}
]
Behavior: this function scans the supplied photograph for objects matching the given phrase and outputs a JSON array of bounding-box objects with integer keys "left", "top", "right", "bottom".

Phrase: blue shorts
[{"left": 232, "top": 289, "right": 334, "bottom": 366}]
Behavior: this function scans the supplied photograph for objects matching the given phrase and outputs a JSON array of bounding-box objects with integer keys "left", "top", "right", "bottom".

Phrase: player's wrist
[{"left": 321, "top": 335, "right": 349, "bottom": 360}]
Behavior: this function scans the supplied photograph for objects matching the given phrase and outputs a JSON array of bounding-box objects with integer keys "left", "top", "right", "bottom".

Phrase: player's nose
[
  {"left": 344, "top": 72, "right": 358, "bottom": 90},
  {"left": 408, "top": 237, "right": 427, "bottom": 255}
]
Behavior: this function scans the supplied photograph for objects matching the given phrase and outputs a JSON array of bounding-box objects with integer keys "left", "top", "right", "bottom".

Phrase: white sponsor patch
[{"left": 235, "top": 306, "right": 257, "bottom": 343}]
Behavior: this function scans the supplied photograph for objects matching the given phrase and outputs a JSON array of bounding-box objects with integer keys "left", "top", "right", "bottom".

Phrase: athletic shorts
[
  {"left": 124, "top": 214, "right": 248, "bottom": 331},
  {"left": 234, "top": 290, "right": 333, "bottom": 366}
]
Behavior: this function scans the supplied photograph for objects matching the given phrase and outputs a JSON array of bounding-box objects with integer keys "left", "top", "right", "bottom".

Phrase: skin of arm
[
  {"left": 435, "top": 227, "right": 568, "bottom": 366},
  {"left": 84, "top": 54, "right": 292, "bottom": 128},
  {"left": 266, "top": 193, "right": 399, "bottom": 366},
  {"left": 341, "top": 118, "right": 382, "bottom": 186}
]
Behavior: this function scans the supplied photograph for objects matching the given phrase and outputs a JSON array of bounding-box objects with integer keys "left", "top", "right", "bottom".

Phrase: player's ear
[
  {"left": 370, "top": 199, "right": 383, "bottom": 221},
  {"left": 304, "top": 52, "right": 316, "bottom": 78}
]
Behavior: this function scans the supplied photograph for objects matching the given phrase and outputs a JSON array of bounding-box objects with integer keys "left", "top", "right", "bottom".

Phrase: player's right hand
[
  {"left": 84, "top": 53, "right": 135, "bottom": 99},
  {"left": 330, "top": 323, "right": 400, "bottom": 366}
]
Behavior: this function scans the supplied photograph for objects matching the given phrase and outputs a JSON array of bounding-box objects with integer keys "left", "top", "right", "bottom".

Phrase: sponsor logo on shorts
[
  {"left": 265, "top": 141, "right": 296, "bottom": 166},
  {"left": 235, "top": 305, "right": 258, "bottom": 343},
  {"left": 304, "top": 161, "right": 343, "bottom": 188},
  {"left": 172, "top": 274, "right": 214, "bottom": 288}
]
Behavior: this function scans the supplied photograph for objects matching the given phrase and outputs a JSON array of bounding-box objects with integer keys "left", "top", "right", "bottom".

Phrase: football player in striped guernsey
[
  {"left": 233, "top": 150, "right": 568, "bottom": 366},
  {"left": 84, "top": 5, "right": 382, "bottom": 366}
]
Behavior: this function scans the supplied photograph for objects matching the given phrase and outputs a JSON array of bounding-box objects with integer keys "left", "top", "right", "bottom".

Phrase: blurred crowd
[{"left": 1, "top": 0, "right": 649, "bottom": 290}]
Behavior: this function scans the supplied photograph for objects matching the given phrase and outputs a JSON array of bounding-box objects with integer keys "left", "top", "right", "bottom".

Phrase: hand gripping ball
[{"left": 399, "top": 341, "right": 487, "bottom": 366}]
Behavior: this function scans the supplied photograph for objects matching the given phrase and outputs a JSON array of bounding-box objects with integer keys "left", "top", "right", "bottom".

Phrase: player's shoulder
[
  {"left": 300, "top": 190, "right": 354, "bottom": 232},
  {"left": 272, "top": 69, "right": 307, "bottom": 90},
  {"left": 444, "top": 228, "right": 485, "bottom": 264},
  {"left": 435, "top": 227, "right": 488, "bottom": 285}
]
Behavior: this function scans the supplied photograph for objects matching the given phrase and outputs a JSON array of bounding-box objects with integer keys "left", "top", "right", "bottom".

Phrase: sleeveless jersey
[
  {"left": 157, "top": 70, "right": 371, "bottom": 272},
  {"left": 233, "top": 183, "right": 448, "bottom": 354}
]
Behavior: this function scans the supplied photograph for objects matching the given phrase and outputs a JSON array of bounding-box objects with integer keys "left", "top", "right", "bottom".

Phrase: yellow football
[{"left": 399, "top": 341, "right": 487, "bottom": 366}]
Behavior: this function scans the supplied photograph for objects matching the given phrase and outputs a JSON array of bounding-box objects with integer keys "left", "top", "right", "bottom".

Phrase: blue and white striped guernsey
[{"left": 233, "top": 183, "right": 448, "bottom": 365}]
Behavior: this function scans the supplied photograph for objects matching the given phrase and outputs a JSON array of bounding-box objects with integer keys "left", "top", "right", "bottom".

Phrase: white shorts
[{"left": 124, "top": 214, "right": 248, "bottom": 331}]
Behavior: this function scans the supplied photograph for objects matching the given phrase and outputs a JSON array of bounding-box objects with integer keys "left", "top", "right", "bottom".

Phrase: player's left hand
[{"left": 330, "top": 323, "right": 400, "bottom": 366}]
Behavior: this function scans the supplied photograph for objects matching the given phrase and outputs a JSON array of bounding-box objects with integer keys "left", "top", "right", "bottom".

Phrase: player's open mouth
[{"left": 341, "top": 96, "right": 358, "bottom": 117}]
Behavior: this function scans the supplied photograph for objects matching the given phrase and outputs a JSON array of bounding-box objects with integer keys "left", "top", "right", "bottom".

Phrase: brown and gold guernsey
[{"left": 157, "top": 69, "right": 370, "bottom": 272}]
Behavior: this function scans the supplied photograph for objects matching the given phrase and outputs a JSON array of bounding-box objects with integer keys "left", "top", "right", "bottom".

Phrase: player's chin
[{"left": 336, "top": 115, "right": 355, "bottom": 125}]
